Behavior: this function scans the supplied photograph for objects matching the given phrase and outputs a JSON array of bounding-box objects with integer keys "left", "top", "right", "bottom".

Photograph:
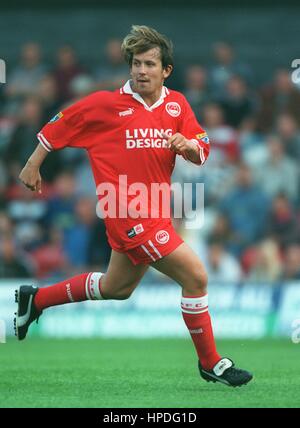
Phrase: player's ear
[{"left": 163, "top": 65, "right": 173, "bottom": 79}]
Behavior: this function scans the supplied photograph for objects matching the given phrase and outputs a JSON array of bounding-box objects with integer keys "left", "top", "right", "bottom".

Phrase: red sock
[
  {"left": 182, "top": 295, "right": 221, "bottom": 370},
  {"left": 34, "top": 272, "right": 104, "bottom": 312}
]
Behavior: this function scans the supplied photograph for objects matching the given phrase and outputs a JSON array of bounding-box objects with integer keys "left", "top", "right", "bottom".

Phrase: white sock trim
[
  {"left": 85, "top": 272, "right": 92, "bottom": 300},
  {"left": 181, "top": 294, "right": 208, "bottom": 314},
  {"left": 87, "top": 272, "right": 104, "bottom": 300}
]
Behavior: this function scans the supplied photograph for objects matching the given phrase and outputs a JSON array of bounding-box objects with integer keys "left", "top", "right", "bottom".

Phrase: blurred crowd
[{"left": 0, "top": 39, "right": 300, "bottom": 283}]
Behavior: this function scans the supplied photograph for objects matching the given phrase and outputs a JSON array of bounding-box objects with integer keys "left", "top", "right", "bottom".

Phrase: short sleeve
[
  {"left": 178, "top": 96, "right": 210, "bottom": 165},
  {"left": 37, "top": 96, "right": 92, "bottom": 152}
]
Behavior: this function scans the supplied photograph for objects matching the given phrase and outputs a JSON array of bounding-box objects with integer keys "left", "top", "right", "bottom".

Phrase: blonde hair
[{"left": 121, "top": 25, "right": 174, "bottom": 69}]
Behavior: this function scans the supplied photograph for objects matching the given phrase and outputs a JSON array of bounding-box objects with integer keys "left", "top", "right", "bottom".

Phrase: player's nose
[{"left": 138, "top": 64, "right": 147, "bottom": 74}]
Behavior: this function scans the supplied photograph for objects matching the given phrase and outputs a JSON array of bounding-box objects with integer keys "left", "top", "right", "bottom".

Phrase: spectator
[
  {"left": 52, "top": 45, "right": 86, "bottom": 103},
  {"left": 6, "top": 186, "right": 46, "bottom": 250},
  {"left": 200, "top": 104, "right": 239, "bottom": 203},
  {"left": 219, "top": 75, "right": 257, "bottom": 128},
  {"left": 239, "top": 117, "right": 267, "bottom": 168},
  {"left": 30, "top": 226, "right": 70, "bottom": 279},
  {"left": 37, "top": 74, "right": 62, "bottom": 123},
  {"left": 254, "top": 135, "right": 299, "bottom": 203},
  {"left": 4, "top": 96, "right": 44, "bottom": 182},
  {"left": 69, "top": 74, "right": 95, "bottom": 101},
  {"left": 0, "top": 113, "right": 18, "bottom": 156},
  {"left": 94, "top": 38, "right": 128, "bottom": 90},
  {"left": 276, "top": 113, "right": 300, "bottom": 161},
  {"left": 281, "top": 244, "right": 300, "bottom": 280},
  {"left": 204, "top": 240, "right": 243, "bottom": 283},
  {"left": 5, "top": 42, "right": 47, "bottom": 104},
  {"left": 74, "top": 157, "right": 99, "bottom": 197},
  {"left": 88, "top": 218, "right": 111, "bottom": 271},
  {"left": 246, "top": 239, "right": 283, "bottom": 283},
  {"left": 208, "top": 214, "right": 236, "bottom": 254},
  {"left": 257, "top": 69, "right": 300, "bottom": 132},
  {"left": 0, "top": 212, "right": 14, "bottom": 238},
  {"left": 267, "top": 193, "right": 299, "bottom": 250},
  {"left": 63, "top": 196, "right": 99, "bottom": 268},
  {"left": 45, "top": 172, "right": 78, "bottom": 230},
  {"left": 219, "top": 163, "right": 270, "bottom": 256},
  {"left": 0, "top": 236, "right": 33, "bottom": 278},
  {"left": 183, "top": 65, "right": 211, "bottom": 120},
  {"left": 203, "top": 103, "right": 239, "bottom": 163},
  {"left": 209, "top": 41, "right": 252, "bottom": 97}
]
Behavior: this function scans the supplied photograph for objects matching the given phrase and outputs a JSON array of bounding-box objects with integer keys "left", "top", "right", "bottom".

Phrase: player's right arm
[
  {"left": 19, "top": 143, "right": 48, "bottom": 193},
  {"left": 19, "top": 92, "right": 103, "bottom": 193}
]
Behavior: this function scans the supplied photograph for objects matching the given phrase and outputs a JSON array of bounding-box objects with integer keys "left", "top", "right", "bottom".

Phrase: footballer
[{"left": 15, "top": 25, "right": 252, "bottom": 387}]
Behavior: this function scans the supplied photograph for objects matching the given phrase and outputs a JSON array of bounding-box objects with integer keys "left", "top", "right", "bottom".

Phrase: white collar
[{"left": 120, "top": 80, "right": 169, "bottom": 111}]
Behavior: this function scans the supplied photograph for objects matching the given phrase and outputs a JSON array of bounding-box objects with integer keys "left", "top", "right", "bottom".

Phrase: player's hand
[
  {"left": 19, "top": 161, "right": 42, "bottom": 194},
  {"left": 162, "top": 132, "right": 194, "bottom": 155}
]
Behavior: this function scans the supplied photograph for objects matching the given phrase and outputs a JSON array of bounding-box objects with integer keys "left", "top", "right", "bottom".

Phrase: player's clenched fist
[
  {"left": 19, "top": 162, "right": 42, "bottom": 194},
  {"left": 162, "top": 131, "right": 195, "bottom": 155}
]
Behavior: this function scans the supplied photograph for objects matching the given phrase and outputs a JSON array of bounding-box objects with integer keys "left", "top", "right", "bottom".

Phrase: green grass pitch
[{"left": 0, "top": 338, "right": 299, "bottom": 408}]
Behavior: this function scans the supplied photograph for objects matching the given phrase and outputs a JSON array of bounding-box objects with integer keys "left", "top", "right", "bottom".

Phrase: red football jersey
[{"left": 37, "top": 81, "right": 210, "bottom": 251}]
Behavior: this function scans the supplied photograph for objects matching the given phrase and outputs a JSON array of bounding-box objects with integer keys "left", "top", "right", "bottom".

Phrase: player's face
[{"left": 130, "top": 48, "right": 172, "bottom": 101}]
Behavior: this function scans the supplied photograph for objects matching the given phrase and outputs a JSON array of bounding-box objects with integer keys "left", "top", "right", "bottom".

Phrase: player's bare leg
[
  {"left": 14, "top": 250, "right": 148, "bottom": 340},
  {"left": 150, "top": 242, "right": 208, "bottom": 296},
  {"left": 151, "top": 242, "right": 253, "bottom": 387},
  {"left": 98, "top": 250, "right": 149, "bottom": 300}
]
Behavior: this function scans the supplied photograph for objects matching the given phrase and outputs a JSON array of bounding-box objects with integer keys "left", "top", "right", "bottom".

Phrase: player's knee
[
  {"left": 199, "top": 268, "right": 208, "bottom": 292},
  {"left": 189, "top": 266, "right": 208, "bottom": 294}
]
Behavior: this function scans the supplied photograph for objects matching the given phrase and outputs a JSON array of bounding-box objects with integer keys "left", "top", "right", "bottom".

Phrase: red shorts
[{"left": 124, "top": 223, "right": 184, "bottom": 265}]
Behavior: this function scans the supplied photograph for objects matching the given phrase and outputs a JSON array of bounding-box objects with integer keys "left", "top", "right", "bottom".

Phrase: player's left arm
[{"left": 162, "top": 131, "right": 206, "bottom": 164}]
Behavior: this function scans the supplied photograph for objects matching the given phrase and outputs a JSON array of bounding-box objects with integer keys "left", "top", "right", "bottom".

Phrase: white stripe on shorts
[
  {"left": 148, "top": 240, "right": 163, "bottom": 259},
  {"left": 141, "top": 244, "right": 156, "bottom": 262}
]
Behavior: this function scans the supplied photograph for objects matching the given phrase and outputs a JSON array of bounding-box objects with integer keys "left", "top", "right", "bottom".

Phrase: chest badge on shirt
[
  {"left": 166, "top": 102, "right": 181, "bottom": 117},
  {"left": 119, "top": 107, "right": 135, "bottom": 117}
]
